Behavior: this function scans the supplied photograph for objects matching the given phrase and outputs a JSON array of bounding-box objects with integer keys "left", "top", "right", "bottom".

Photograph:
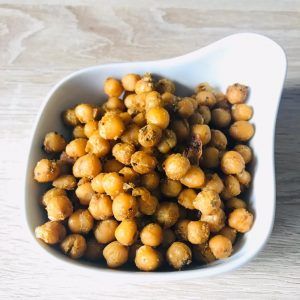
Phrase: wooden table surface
[{"left": 0, "top": 1, "right": 299, "bottom": 299}]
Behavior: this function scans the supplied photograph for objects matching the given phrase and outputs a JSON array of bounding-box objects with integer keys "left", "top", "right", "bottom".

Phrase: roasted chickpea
[
  {"left": 128, "top": 242, "right": 142, "bottom": 262},
  {"left": 180, "top": 166, "right": 205, "bottom": 189},
  {"left": 73, "top": 153, "right": 102, "bottom": 178},
  {"left": 119, "top": 111, "right": 132, "bottom": 124},
  {"left": 221, "top": 175, "right": 241, "bottom": 199},
  {"left": 170, "top": 119, "right": 190, "bottom": 141},
  {"left": 53, "top": 174, "right": 77, "bottom": 190},
  {"left": 75, "top": 104, "right": 95, "bottom": 123},
  {"left": 94, "top": 219, "right": 118, "bottom": 244},
  {"left": 193, "top": 190, "right": 221, "bottom": 215},
  {"left": 34, "top": 159, "right": 60, "bottom": 183},
  {"left": 66, "top": 138, "right": 87, "bottom": 158},
  {"left": 111, "top": 142, "right": 135, "bottom": 165},
  {"left": 200, "top": 208, "right": 225, "bottom": 233},
  {"left": 189, "top": 112, "right": 204, "bottom": 125},
  {"left": 221, "top": 151, "right": 245, "bottom": 175},
  {"left": 187, "top": 221, "right": 210, "bottom": 244},
  {"left": 73, "top": 125, "right": 86, "bottom": 138},
  {"left": 103, "top": 159, "right": 124, "bottom": 173},
  {"left": 166, "top": 242, "right": 192, "bottom": 269},
  {"left": 157, "top": 129, "right": 177, "bottom": 154},
  {"left": 198, "top": 105, "right": 211, "bottom": 124},
  {"left": 234, "top": 144, "right": 252, "bottom": 164},
  {"left": 211, "top": 108, "right": 231, "bottom": 128},
  {"left": 103, "top": 241, "right": 128, "bottom": 268},
  {"left": 156, "top": 78, "right": 175, "bottom": 94},
  {"left": 75, "top": 182, "right": 95, "bottom": 205},
  {"left": 195, "top": 82, "right": 214, "bottom": 93},
  {"left": 102, "top": 172, "right": 124, "bottom": 198},
  {"left": 88, "top": 194, "right": 113, "bottom": 220},
  {"left": 104, "top": 97, "right": 125, "bottom": 112},
  {"left": 61, "top": 234, "right": 87, "bottom": 259},
  {"left": 99, "top": 113, "right": 125, "bottom": 140},
  {"left": 122, "top": 73, "right": 141, "bottom": 91},
  {"left": 236, "top": 169, "right": 251, "bottom": 187},
  {"left": 226, "top": 197, "right": 247, "bottom": 210},
  {"left": 133, "top": 112, "right": 146, "bottom": 127},
  {"left": 133, "top": 187, "right": 158, "bottom": 216},
  {"left": 229, "top": 121, "right": 255, "bottom": 141},
  {"left": 146, "top": 106, "right": 170, "bottom": 129},
  {"left": 141, "top": 171, "right": 160, "bottom": 191},
  {"left": 118, "top": 167, "right": 138, "bottom": 185},
  {"left": 201, "top": 146, "right": 219, "bottom": 168},
  {"left": 192, "top": 124, "right": 211, "bottom": 145},
  {"left": 162, "top": 229, "right": 176, "bottom": 248},
  {"left": 135, "top": 73, "right": 154, "bottom": 94},
  {"left": 130, "top": 151, "right": 157, "bottom": 174},
  {"left": 231, "top": 103, "right": 253, "bottom": 121},
  {"left": 112, "top": 192, "right": 138, "bottom": 221},
  {"left": 226, "top": 83, "right": 248, "bottom": 104},
  {"left": 174, "top": 219, "right": 189, "bottom": 241},
  {"left": 203, "top": 173, "right": 224, "bottom": 194},
  {"left": 177, "top": 98, "right": 195, "bottom": 118},
  {"left": 46, "top": 195, "right": 73, "bottom": 221},
  {"left": 163, "top": 154, "right": 190, "bottom": 180},
  {"left": 178, "top": 189, "right": 196, "bottom": 210},
  {"left": 161, "top": 92, "right": 177, "bottom": 107},
  {"left": 115, "top": 219, "right": 138, "bottom": 246},
  {"left": 209, "top": 235, "right": 232, "bottom": 259},
  {"left": 85, "top": 132, "right": 111, "bottom": 158},
  {"left": 193, "top": 243, "right": 216, "bottom": 263},
  {"left": 228, "top": 208, "right": 253, "bottom": 233},
  {"left": 219, "top": 226, "right": 237, "bottom": 244},
  {"left": 121, "top": 124, "right": 140, "bottom": 146},
  {"left": 104, "top": 77, "right": 124, "bottom": 97},
  {"left": 91, "top": 173, "right": 105, "bottom": 193},
  {"left": 42, "top": 187, "right": 66, "bottom": 206},
  {"left": 196, "top": 91, "right": 216, "bottom": 107},
  {"left": 145, "top": 91, "right": 162, "bottom": 110},
  {"left": 124, "top": 93, "right": 137, "bottom": 111},
  {"left": 68, "top": 209, "right": 94, "bottom": 234},
  {"left": 138, "top": 124, "right": 162, "bottom": 148},
  {"left": 155, "top": 202, "right": 179, "bottom": 228},
  {"left": 84, "top": 120, "right": 98, "bottom": 138},
  {"left": 140, "top": 223, "right": 163, "bottom": 247},
  {"left": 209, "top": 129, "right": 227, "bottom": 150},
  {"left": 161, "top": 179, "right": 182, "bottom": 197},
  {"left": 43, "top": 132, "right": 66, "bottom": 153},
  {"left": 63, "top": 108, "right": 79, "bottom": 126},
  {"left": 35, "top": 221, "right": 66, "bottom": 244},
  {"left": 84, "top": 238, "right": 104, "bottom": 261},
  {"left": 135, "top": 245, "right": 161, "bottom": 271}
]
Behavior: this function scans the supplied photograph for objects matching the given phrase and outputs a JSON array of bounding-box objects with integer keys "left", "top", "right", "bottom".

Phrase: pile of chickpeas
[{"left": 34, "top": 73, "right": 254, "bottom": 271}]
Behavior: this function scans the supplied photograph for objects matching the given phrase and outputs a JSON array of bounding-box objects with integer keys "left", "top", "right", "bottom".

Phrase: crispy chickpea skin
[
  {"left": 201, "top": 147, "right": 219, "bottom": 169},
  {"left": 196, "top": 91, "right": 217, "bottom": 107},
  {"left": 171, "top": 119, "right": 190, "bottom": 141},
  {"left": 192, "top": 124, "right": 211, "bottom": 145},
  {"left": 99, "top": 113, "right": 125, "bottom": 140},
  {"left": 73, "top": 154, "right": 102, "bottom": 179},
  {"left": 119, "top": 167, "right": 139, "bottom": 184},
  {"left": 66, "top": 138, "right": 87, "bottom": 158},
  {"left": 138, "top": 124, "right": 162, "bottom": 148},
  {"left": 163, "top": 154, "right": 190, "bottom": 180},
  {"left": 226, "top": 197, "right": 247, "bottom": 210},
  {"left": 45, "top": 195, "right": 73, "bottom": 221},
  {"left": 112, "top": 142, "right": 135, "bottom": 165},
  {"left": 121, "top": 124, "right": 140, "bottom": 146},
  {"left": 52, "top": 175, "right": 77, "bottom": 190},
  {"left": 145, "top": 91, "right": 162, "bottom": 110},
  {"left": 103, "top": 241, "right": 129, "bottom": 268},
  {"left": 130, "top": 151, "right": 157, "bottom": 174},
  {"left": 88, "top": 194, "right": 113, "bottom": 220},
  {"left": 34, "top": 159, "right": 60, "bottom": 183},
  {"left": 84, "top": 120, "right": 98, "bottom": 138},
  {"left": 75, "top": 104, "right": 95, "bottom": 123},
  {"left": 200, "top": 208, "right": 225, "bottom": 233},
  {"left": 161, "top": 179, "right": 182, "bottom": 197},
  {"left": 135, "top": 73, "right": 154, "bottom": 94},
  {"left": 146, "top": 106, "right": 170, "bottom": 129},
  {"left": 156, "top": 78, "right": 175, "bottom": 94},
  {"left": 155, "top": 202, "right": 180, "bottom": 228},
  {"left": 222, "top": 175, "right": 241, "bottom": 199},
  {"left": 187, "top": 221, "right": 210, "bottom": 244},
  {"left": 43, "top": 132, "right": 66, "bottom": 153},
  {"left": 219, "top": 226, "right": 237, "bottom": 244},
  {"left": 178, "top": 189, "right": 196, "bottom": 210},
  {"left": 209, "top": 129, "right": 227, "bottom": 150},
  {"left": 63, "top": 108, "right": 79, "bottom": 127},
  {"left": 236, "top": 169, "right": 252, "bottom": 187},
  {"left": 234, "top": 144, "right": 252, "bottom": 164},
  {"left": 91, "top": 173, "right": 105, "bottom": 193},
  {"left": 226, "top": 83, "right": 248, "bottom": 104},
  {"left": 229, "top": 121, "right": 255, "bottom": 141},
  {"left": 177, "top": 98, "right": 195, "bottom": 118},
  {"left": 174, "top": 219, "right": 189, "bottom": 241},
  {"left": 133, "top": 187, "right": 158, "bottom": 215},
  {"left": 209, "top": 235, "right": 232, "bottom": 259},
  {"left": 193, "top": 190, "right": 221, "bottom": 215},
  {"left": 35, "top": 221, "right": 66, "bottom": 244},
  {"left": 121, "top": 73, "right": 141, "bottom": 91},
  {"left": 84, "top": 238, "right": 104, "bottom": 261},
  {"left": 211, "top": 108, "right": 231, "bottom": 128},
  {"left": 73, "top": 125, "right": 86, "bottom": 138},
  {"left": 221, "top": 151, "right": 245, "bottom": 175},
  {"left": 103, "top": 159, "right": 124, "bottom": 173},
  {"left": 104, "top": 77, "right": 124, "bottom": 97},
  {"left": 60, "top": 234, "right": 87, "bottom": 259},
  {"left": 228, "top": 208, "right": 254, "bottom": 233},
  {"left": 115, "top": 219, "right": 138, "bottom": 246},
  {"left": 104, "top": 97, "right": 125, "bottom": 112},
  {"left": 135, "top": 245, "right": 161, "bottom": 271},
  {"left": 198, "top": 105, "right": 211, "bottom": 124},
  {"left": 231, "top": 104, "right": 253, "bottom": 121},
  {"left": 193, "top": 243, "right": 216, "bottom": 264},
  {"left": 75, "top": 182, "right": 95, "bottom": 205},
  {"left": 157, "top": 129, "right": 177, "bottom": 154},
  {"left": 102, "top": 172, "right": 124, "bottom": 197},
  {"left": 180, "top": 166, "right": 205, "bottom": 189},
  {"left": 94, "top": 219, "right": 118, "bottom": 244},
  {"left": 166, "top": 242, "right": 192, "bottom": 270},
  {"left": 42, "top": 187, "right": 66, "bottom": 206},
  {"left": 85, "top": 132, "right": 111, "bottom": 158},
  {"left": 68, "top": 209, "right": 94, "bottom": 234},
  {"left": 203, "top": 173, "right": 224, "bottom": 194},
  {"left": 140, "top": 223, "right": 163, "bottom": 247},
  {"left": 112, "top": 192, "right": 138, "bottom": 221},
  {"left": 141, "top": 171, "right": 160, "bottom": 191}
]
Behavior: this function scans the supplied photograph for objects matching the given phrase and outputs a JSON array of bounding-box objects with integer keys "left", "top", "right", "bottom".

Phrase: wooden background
[{"left": 0, "top": 0, "right": 299, "bottom": 299}]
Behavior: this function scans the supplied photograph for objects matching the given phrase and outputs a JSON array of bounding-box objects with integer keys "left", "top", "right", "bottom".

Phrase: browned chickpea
[
  {"left": 34, "top": 159, "right": 60, "bottom": 183},
  {"left": 226, "top": 83, "right": 248, "bottom": 104},
  {"left": 94, "top": 219, "right": 118, "bottom": 244},
  {"left": 103, "top": 159, "right": 124, "bottom": 173},
  {"left": 75, "top": 104, "right": 95, "bottom": 123},
  {"left": 221, "top": 151, "right": 245, "bottom": 175},
  {"left": 63, "top": 108, "right": 79, "bottom": 126},
  {"left": 145, "top": 91, "right": 162, "bottom": 110},
  {"left": 229, "top": 121, "right": 255, "bottom": 141},
  {"left": 195, "top": 82, "right": 214, "bottom": 93},
  {"left": 155, "top": 202, "right": 179, "bottom": 228},
  {"left": 221, "top": 175, "right": 241, "bottom": 199},
  {"left": 84, "top": 238, "right": 104, "bottom": 261},
  {"left": 128, "top": 242, "right": 142, "bottom": 262},
  {"left": 201, "top": 146, "right": 219, "bottom": 168},
  {"left": 226, "top": 197, "right": 247, "bottom": 210},
  {"left": 112, "top": 192, "right": 138, "bottom": 221},
  {"left": 84, "top": 120, "right": 98, "bottom": 138},
  {"left": 133, "top": 112, "right": 146, "bottom": 127},
  {"left": 234, "top": 144, "right": 252, "bottom": 164},
  {"left": 236, "top": 169, "right": 251, "bottom": 187},
  {"left": 161, "top": 178, "right": 182, "bottom": 197},
  {"left": 189, "top": 112, "right": 204, "bottom": 125},
  {"left": 42, "top": 188, "right": 66, "bottom": 206},
  {"left": 88, "top": 194, "right": 113, "bottom": 220},
  {"left": 178, "top": 189, "right": 196, "bottom": 210},
  {"left": 162, "top": 229, "right": 176, "bottom": 248},
  {"left": 121, "top": 73, "right": 141, "bottom": 91},
  {"left": 99, "top": 113, "right": 125, "bottom": 140},
  {"left": 68, "top": 209, "right": 94, "bottom": 234},
  {"left": 187, "top": 221, "right": 210, "bottom": 244},
  {"left": 141, "top": 171, "right": 160, "bottom": 191},
  {"left": 198, "top": 105, "right": 211, "bottom": 124},
  {"left": 46, "top": 195, "right": 73, "bottom": 221},
  {"left": 35, "top": 221, "right": 66, "bottom": 244},
  {"left": 196, "top": 91, "right": 216, "bottom": 107},
  {"left": 146, "top": 106, "right": 170, "bottom": 129},
  {"left": 102, "top": 172, "right": 124, "bottom": 198},
  {"left": 91, "top": 173, "right": 105, "bottom": 193},
  {"left": 104, "top": 97, "right": 126, "bottom": 112},
  {"left": 170, "top": 119, "right": 190, "bottom": 141},
  {"left": 66, "top": 138, "right": 87, "bottom": 158},
  {"left": 115, "top": 219, "right": 138, "bottom": 246},
  {"left": 211, "top": 108, "right": 231, "bottom": 128},
  {"left": 140, "top": 223, "right": 163, "bottom": 247},
  {"left": 209, "top": 129, "right": 227, "bottom": 150},
  {"left": 75, "top": 182, "right": 95, "bottom": 205},
  {"left": 166, "top": 242, "right": 192, "bottom": 269},
  {"left": 163, "top": 154, "right": 190, "bottom": 180},
  {"left": 193, "top": 190, "right": 221, "bottom": 215},
  {"left": 228, "top": 208, "right": 253, "bottom": 233},
  {"left": 177, "top": 98, "right": 195, "bottom": 118},
  {"left": 73, "top": 153, "right": 102, "bottom": 178},
  {"left": 161, "top": 92, "right": 177, "bottom": 107},
  {"left": 219, "top": 226, "right": 237, "bottom": 244},
  {"left": 130, "top": 151, "right": 157, "bottom": 174},
  {"left": 209, "top": 235, "right": 232, "bottom": 259},
  {"left": 119, "top": 112, "right": 132, "bottom": 125},
  {"left": 104, "top": 77, "right": 124, "bottom": 97},
  {"left": 112, "top": 142, "right": 135, "bottom": 165},
  {"left": 200, "top": 208, "right": 225, "bottom": 233},
  {"left": 156, "top": 78, "right": 175, "bottom": 94},
  {"left": 61, "top": 234, "right": 87, "bottom": 259},
  {"left": 138, "top": 124, "right": 162, "bottom": 148},
  {"left": 85, "top": 132, "right": 111, "bottom": 158},
  {"left": 180, "top": 166, "right": 205, "bottom": 189},
  {"left": 231, "top": 103, "right": 253, "bottom": 121},
  {"left": 157, "top": 129, "right": 177, "bottom": 154},
  {"left": 135, "top": 245, "right": 161, "bottom": 271},
  {"left": 203, "top": 173, "right": 224, "bottom": 194},
  {"left": 73, "top": 125, "right": 86, "bottom": 138},
  {"left": 135, "top": 73, "right": 154, "bottom": 94},
  {"left": 53, "top": 175, "right": 77, "bottom": 190},
  {"left": 193, "top": 242, "right": 216, "bottom": 263},
  {"left": 43, "top": 132, "right": 66, "bottom": 153},
  {"left": 103, "top": 241, "right": 128, "bottom": 268},
  {"left": 121, "top": 124, "right": 140, "bottom": 146},
  {"left": 132, "top": 187, "right": 158, "bottom": 216},
  {"left": 124, "top": 93, "right": 137, "bottom": 111},
  {"left": 174, "top": 219, "right": 189, "bottom": 241},
  {"left": 192, "top": 124, "right": 211, "bottom": 145}
]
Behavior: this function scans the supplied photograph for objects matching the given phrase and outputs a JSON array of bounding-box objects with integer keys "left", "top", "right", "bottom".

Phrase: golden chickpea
[
  {"left": 73, "top": 153, "right": 102, "bottom": 179},
  {"left": 43, "top": 132, "right": 66, "bottom": 153},
  {"left": 133, "top": 112, "right": 146, "bottom": 127},
  {"left": 174, "top": 219, "right": 189, "bottom": 241},
  {"left": 193, "top": 243, "right": 216, "bottom": 263},
  {"left": 112, "top": 192, "right": 138, "bottom": 221},
  {"left": 124, "top": 93, "right": 137, "bottom": 111},
  {"left": 135, "top": 245, "right": 161, "bottom": 271},
  {"left": 63, "top": 108, "right": 79, "bottom": 126},
  {"left": 203, "top": 173, "right": 224, "bottom": 194},
  {"left": 141, "top": 171, "right": 160, "bottom": 191},
  {"left": 201, "top": 146, "right": 219, "bottom": 168},
  {"left": 118, "top": 168, "right": 138, "bottom": 185},
  {"left": 68, "top": 209, "right": 94, "bottom": 234},
  {"left": 157, "top": 129, "right": 177, "bottom": 154},
  {"left": 135, "top": 73, "right": 154, "bottom": 94},
  {"left": 192, "top": 124, "right": 211, "bottom": 145},
  {"left": 161, "top": 92, "right": 177, "bottom": 107},
  {"left": 195, "top": 82, "right": 214, "bottom": 93},
  {"left": 162, "top": 229, "right": 176, "bottom": 248},
  {"left": 140, "top": 223, "right": 163, "bottom": 247},
  {"left": 103, "top": 159, "right": 124, "bottom": 173},
  {"left": 73, "top": 125, "right": 86, "bottom": 138},
  {"left": 46, "top": 195, "right": 73, "bottom": 221},
  {"left": 121, "top": 73, "right": 141, "bottom": 91},
  {"left": 146, "top": 106, "right": 170, "bottom": 129},
  {"left": 196, "top": 91, "right": 216, "bottom": 107},
  {"left": 35, "top": 221, "right": 66, "bottom": 244},
  {"left": 161, "top": 179, "right": 182, "bottom": 197},
  {"left": 132, "top": 187, "right": 158, "bottom": 216},
  {"left": 231, "top": 104, "right": 253, "bottom": 121},
  {"left": 209, "top": 130, "right": 227, "bottom": 150},
  {"left": 234, "top": 144, "right": 252, "bottom": 164},
  {"left": 156, "top": 78, "right": 175, "bottom": 94},
  {"left": 226, "top": 197, "right": 247, "bottom": 210},
  {"left": 115, "top": 219, "right": 138, "bottom": 246},
  {"left": 75, "top": 104, "right": 95, "bottom": 123},
  {"left": 130, "top": 151, "right": 157, "bottom": 174},
  {"left": 128, "top": 242, "right": 142, "bottom": 262},
  {"left": 85, "top": 132, "right": 111, "bottom": 158},
  {"left": 200, "top": 208, "right": 225, "bottom": 233},
  {"left": 84, "top": 238, "right": 104, "bottom": 261},
  {"left": 221, "top": 151, "right": 245, "bottom": 175},
  {"left": 155, "top": 202, "right": 179, "bottom": 228},
  {"left": 121, "top": 124, "right": 140, "bottom": 146},
  {"left": 198, "top": 105, "right": 211, "bottom": 124},
  {"left": 145, "top": 91, "right": 162, "bottom": 110},
  {"left": 88, "top": 194, "right": 113, "bottom": 220},
  {"left": 187, "top": 221, "right": 210, "bottom": 244},
  {"left": 52, "top": 175, "right": 77, "bottom": 190},
  {"left": 138, "top": 124, "right": 162, "bottom": 148},
  {"left": 229, "top": 121, "right": 255, "bottom": 141},
  {"left": 66, "top": 138, "right": 87, "bottom": 158},
  {"left": 104, "top": 97, "right": 125, "bottom": 112},
  {"left": 94, "top": 219, "right": 118, "bottom": 244},
  {"left": 166, "top": 242, "right": 192, "bottom": 270},
  {"left": 99, "top": 113, "right": 125, "bottom": 140},
  {"left": 180, "top": 166, "right": 205, "bottom": 189},
  {"left": 193, "top": 190, "right": 221, "bottom": 215},
  {"left": 209, "top": 235, "right": 232, "bottom": 259},
  {"left": 236, "top": 169, "right": 251, "bottom": 187},
  {"left": 75, "top": 182, "right": 95, "bottom": 205},
  {"left": 219, "top": 226, "right": 237, "bottom": 244},
  {"left": 170, "top": 119, "right": 190, "bottom": 141},
  {"left": 228, "top": 208, "right": 253, "bottom": 233},
  {"left": 222, "top": 175, "right": 241, "bottom": 199},
  {"left": 102, "top": 172, "right": 124, "bottom": 198},
  {"left": 61, "top": 234, "right": 87, "bottom": 259},
  {"left": 119, "top": 111, "right": 132, "bottom": 124},
  {"left": 83, "top": 120, "right": 98, "bottom": 138},
  {"left": 211, "top": 108, "right": 231, "bottom": 128},
  {"left": 112, "top": 142, "right": 135, "bottom": 165},
  {"left": 42, "top": 188, "right": 66, "bottom": 206},
  {"left": 34, "top": 159, "right": 60, "bottom": 183},
  {"left": 91, "top": 173, "right": 105, "bottom": 193},
  {"left": 177, "top": 98, "right": 195, "bottom": 118},
  {"left": 226, "top": 83, "right": 248, "bottom": 104},
  {"left": 163, "top": 154, "right": 190, "bottom": 180},
  {"left": 103, "top": 241, "right": 128, "bottom": 268},
  {"left": 104, "top": 77, "right": 124, "bottom": 97},
  {"left": 178, "top": 189, "right": 196, "bottom": 210}
]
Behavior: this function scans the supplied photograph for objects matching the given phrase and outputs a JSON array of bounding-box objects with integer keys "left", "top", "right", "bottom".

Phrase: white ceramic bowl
[{"left": 24, "top": 33, "right": 287, "bottom": 280}]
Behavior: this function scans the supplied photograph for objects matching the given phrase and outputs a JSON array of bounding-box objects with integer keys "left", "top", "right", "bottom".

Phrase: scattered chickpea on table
[{"left": 33, "top": 74, "right": 254, "bottom": 271}]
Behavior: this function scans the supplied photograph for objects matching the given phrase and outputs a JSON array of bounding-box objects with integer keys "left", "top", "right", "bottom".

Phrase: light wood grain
[{"left": 0, "top": 1, "right": 299, "bottom": 299}]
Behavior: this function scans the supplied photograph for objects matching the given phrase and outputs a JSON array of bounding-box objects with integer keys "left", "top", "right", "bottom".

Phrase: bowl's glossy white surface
[{"left": 24, "top": 33, "right": 286, "bottom": 280}]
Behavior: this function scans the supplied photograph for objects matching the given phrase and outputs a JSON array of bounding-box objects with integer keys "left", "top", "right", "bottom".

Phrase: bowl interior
[{"left": 25, "top": 33, "right": 286, "bottom": 279}]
